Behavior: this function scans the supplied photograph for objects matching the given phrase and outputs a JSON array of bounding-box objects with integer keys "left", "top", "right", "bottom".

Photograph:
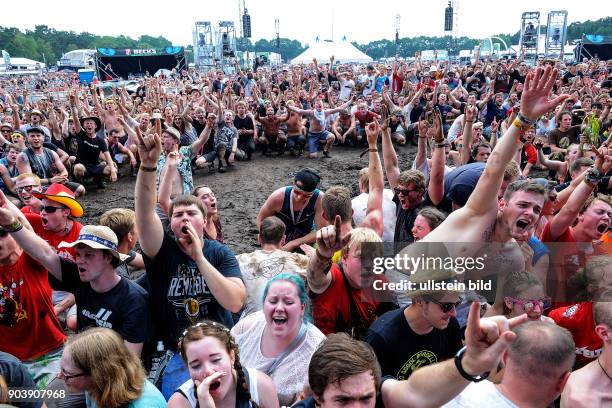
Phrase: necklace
[{"left": 598, "top": 358, "right": 612, "bottom": 382}]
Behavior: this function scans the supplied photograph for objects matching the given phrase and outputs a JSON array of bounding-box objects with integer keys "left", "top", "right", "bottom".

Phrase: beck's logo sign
[{"left": 131, "top": 49, "right": 156, "bottom": 55}]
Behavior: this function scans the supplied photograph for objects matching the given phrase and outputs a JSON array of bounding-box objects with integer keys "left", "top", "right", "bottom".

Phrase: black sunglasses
[
  {"left": 42, "top": 205, "right": 66, "bottom": 214},
  {"left": 394, "top": 187, "right": 421, "bottom": 196},
  {"left": 426, "top": 297, "right": 461, "bottom": 313}
]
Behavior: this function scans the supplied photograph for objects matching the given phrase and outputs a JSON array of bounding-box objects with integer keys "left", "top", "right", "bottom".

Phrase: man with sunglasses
[
  {"left": 364, "top": 271, "right": 464, "bottom": 379},
  {"left": 15, "top": 173, "right": 43, "bottom": 214},
  {"left": 257, "top": 168, "right": 327, "bottom": 252}
]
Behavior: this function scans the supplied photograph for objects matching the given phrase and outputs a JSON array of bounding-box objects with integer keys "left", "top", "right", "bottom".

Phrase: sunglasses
[
  {"left": 42, "top": 205, "right": 66, "bottom": 214},
  {"left": 426, "top": 297, "right": 462, "bottom": 313},
  {"left": 506, "top": 297, "right": 552, "bottom": 311},
  {"left": 16, "top": 185, "right": 39, "bottom": 194},
  {"left": 394, "top": 187, "right": 420, "bottom": 196}
]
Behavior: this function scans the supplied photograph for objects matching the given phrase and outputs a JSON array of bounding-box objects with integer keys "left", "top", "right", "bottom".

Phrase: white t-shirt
[
  {"left": 231, "top": 312, "right": 325, "bottom": 406},
  {"left": 339, "top": 78, "right": 355, "bottom": 100},
  {"left": 442, "top": 381, "right": 517, "bottom": 408},
  {"left": 351, "top": 189, "right": 397, "bottom": 242},
  {"left": 236, "top": 249, "right": 308, "bottom": 317}
]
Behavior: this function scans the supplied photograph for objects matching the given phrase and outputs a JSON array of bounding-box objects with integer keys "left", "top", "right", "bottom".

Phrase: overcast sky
[{"left": 5, "top": 0, "right": 608, "bottom": 47}]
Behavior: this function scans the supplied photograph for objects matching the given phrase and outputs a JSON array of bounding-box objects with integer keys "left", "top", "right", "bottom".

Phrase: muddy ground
[{"left": 78, "top": 143, "right": 418, "bottom": 254}]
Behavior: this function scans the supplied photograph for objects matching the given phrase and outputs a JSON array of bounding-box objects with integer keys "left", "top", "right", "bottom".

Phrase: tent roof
[{"left": 291, "top": 39, "right": 372, "bottom": 64}]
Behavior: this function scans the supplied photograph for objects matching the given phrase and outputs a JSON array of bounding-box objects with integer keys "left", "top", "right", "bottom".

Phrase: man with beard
[{"left": 16, "top": 127, "right": 85, "bottom": 196}]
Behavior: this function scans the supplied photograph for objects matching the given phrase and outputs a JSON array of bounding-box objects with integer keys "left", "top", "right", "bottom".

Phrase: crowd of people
[{"left": 0, "top": 46, "right": 611, "bottom": 408}]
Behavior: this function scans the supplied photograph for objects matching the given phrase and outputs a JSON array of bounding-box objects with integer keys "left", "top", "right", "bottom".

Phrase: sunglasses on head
[
  {"left": 42, "top": 205, "right": 66, "bottom": 214},
  {"left": 425, "top": 297, "right": 462, "bottom": 313}
]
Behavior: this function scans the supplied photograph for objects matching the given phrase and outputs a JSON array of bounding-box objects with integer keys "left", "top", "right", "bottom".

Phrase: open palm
[{"left": 520, "top": 67, "right": 568, "bottom": 122}]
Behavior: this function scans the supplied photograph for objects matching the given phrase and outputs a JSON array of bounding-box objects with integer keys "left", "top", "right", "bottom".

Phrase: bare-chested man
[
  {"left": 255, "top": 106, "right": 288, "bottom": 155},
  {"left": 91, "top": 85, "right": 125, "bottom": 138},
  {"left": 561, "top": 290, "right": 612, "bottom": 408},
  {"left": 332, "top": 109, "right": 357, "bottom": 145},
  {"left": 285, "top": 100, "right": 306, "bottom": 156},
  {"left": 286, "top": 97, "right": 353, "bottom": 158},
  {"left": 398, "top": 67, "right": 569, "bottom": 298}
]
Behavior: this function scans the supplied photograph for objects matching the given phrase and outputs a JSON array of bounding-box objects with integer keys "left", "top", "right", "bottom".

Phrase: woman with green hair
[{"left": 231, "top": 273, "right": 325, "bottom": 406}]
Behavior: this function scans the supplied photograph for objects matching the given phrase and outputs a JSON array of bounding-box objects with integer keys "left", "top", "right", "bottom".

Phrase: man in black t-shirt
[
  {"left": 233, "top": 101, "right": 256, "bottom": 160},
  {"left": 5, "top": 223, "right": 151, "bottom": 356},
  {"left": 364, "top": 279, "right": 463, "bottom": 380},
  {"left": 69, "top": 93, "right": 117, "bottom": 188}
]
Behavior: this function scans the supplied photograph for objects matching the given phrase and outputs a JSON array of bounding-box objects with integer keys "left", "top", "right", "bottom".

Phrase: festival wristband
[
  {"left": 454, "top": 346, "right": 490, "bottom": 382},
  {"left": 139, "top": 165, "right": 157, "bottom": 172},
  {"left": 2, "top": 219, "right": 23, "bottom": 233}
]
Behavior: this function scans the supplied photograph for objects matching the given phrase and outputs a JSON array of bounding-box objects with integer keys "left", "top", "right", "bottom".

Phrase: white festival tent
[{"left": 291, "top": 38, "right": 372, "bottom": 64}]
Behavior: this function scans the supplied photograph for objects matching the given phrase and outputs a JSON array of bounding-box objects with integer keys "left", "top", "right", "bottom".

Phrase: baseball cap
[{"left": 294, "top": 168, "right": 321, "bottom": 192}]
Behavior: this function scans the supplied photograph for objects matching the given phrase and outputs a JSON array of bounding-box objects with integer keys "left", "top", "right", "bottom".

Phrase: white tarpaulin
[{"left": 291, "top": 39, "right": 372, "bottom": 64}]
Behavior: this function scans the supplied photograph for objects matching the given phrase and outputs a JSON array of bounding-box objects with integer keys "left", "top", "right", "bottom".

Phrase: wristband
[
  {"left": 454, "top": 346, "right": 490, "bottom": 382},
  {"left": 2, "top": 219, "right": 23, "bottom": 233},
  {"left": 435, "top": 142, "right": 447, "bottom": 148},
  {"left": 315, "top": 248, "right": 332, "bottom": 263},
  {"left": 368, "top": 148, "right": 378, "bottom": 152},
  {"left": 139, "top": 165, "right": 157, "bottom": 172}
]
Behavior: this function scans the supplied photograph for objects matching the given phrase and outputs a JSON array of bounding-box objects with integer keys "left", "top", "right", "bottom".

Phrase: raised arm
[
  {"left": 307, "top": 215, "right": 351, "bottom": 294},
  {"left": 190, "top": 114, "right": 214, "bottom": 155},
  {"left": 324, "top": 96, "right": 353, "bottom": 115},
  {"left": 382, "top": 114, "right": 401, "bottom": 190},
  {"left": 428, "top": 111, "right": 446, "bottom": 206},
  {"left": 382, "top": 302, "right": 528, "bottom": 408},
  {"left": 460, "top": 106, "right": 477, "bottom": 165},
  {"left": 360, "top": 121, "right": 384, "bottom": 237},
  {"left": 464, "top": 67, "right": 568, "bottom": 217},
  {"left": 0, "top": 193, "right": 61, "bottom": 279},
  {"left": 134, "top": 130, "right": 165, "bottom": 258}
]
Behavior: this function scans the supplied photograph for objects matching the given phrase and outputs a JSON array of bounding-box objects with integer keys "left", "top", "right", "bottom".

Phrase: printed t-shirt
[
  {"left": 0, "top": 254, "right": 65, "bottom": 360},
  {"left": 549, "top": 302, "right": 601, "bottom": 367},
  {"left": 49, "top": 259, "right": 151, "bottom": 344},
  {"left": 142, "top": 232, "right": 242, "bottom": 351},
  {"left": 364, "top": 306, "right": 462, "bottom": 379}
]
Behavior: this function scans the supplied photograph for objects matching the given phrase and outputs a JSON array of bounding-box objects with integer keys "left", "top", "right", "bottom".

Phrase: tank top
[
  {"left": 276, "top": 186, "right": 320, "bottom": 242},
  {"left": 24, "top": 147, "right": 58, "bottom": 179},
  {"left": 176, "top": 367, "right": 259, "bottom": 408}
]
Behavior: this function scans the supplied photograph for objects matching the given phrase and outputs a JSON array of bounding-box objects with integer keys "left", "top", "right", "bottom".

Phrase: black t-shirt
[
  {"left": 75, "top": 129, "right": 108, "bottom": 165},
  {"left": 142, "top": 232, "right": 242, "bottom": 351},
  {"left": 510, "top": 70, "right": 526, "bottom": 85},
  {"left": 50, "top": 259, "right": 151, "bottom": 344},
  {"left": 234, "top": 115, "right": 254, "bottom": 142},
  {"left": 364, "top": 306, "right": 463, "bottom": 380},
  {"left": 393, "top": 195, "right": 427, "bottom": 244}
]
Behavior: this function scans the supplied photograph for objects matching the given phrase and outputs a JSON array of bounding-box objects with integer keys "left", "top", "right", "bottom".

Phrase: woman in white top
[
  {"left": 231, "top": 273, "right": 326, "bottom": 406},
  {"left": 168, "top": 321, "right": 279, "bottom": 408}
]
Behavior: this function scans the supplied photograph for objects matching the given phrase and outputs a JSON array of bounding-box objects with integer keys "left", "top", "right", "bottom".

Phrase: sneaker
[
  {"left": 323, "top": 150, "right": 331, "bottom": 158},
  {"left": 218, "top": 164, "right": 226, "bottom": 173},
  {"left": 96, "top": 179, "right": 106, "bottom": 189}
]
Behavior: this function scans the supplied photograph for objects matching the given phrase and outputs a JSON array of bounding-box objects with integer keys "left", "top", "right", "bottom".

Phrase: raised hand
[
  {"left": 135, "top": 130, "right": 162, "bottom": 167},
  {"left": 465, "top": 105, "right": 477, "bottom": 122},
  {"left": 177, "top": 222, "right": 204, "bottom": 261},
  {"left": 461, "top": 302, "right": 528, "bottom": 376},
  {"left": 315, "top": 215, "right": 351, "bottom": 259},
  {"left": 366, "top": 120, "right": 380, "bottom": 146},
  {"left": 427, "top": 109, "right": 444, "bottom": 143},
  {"left": 521, "top": 66, "right": 568, "bottom": 122}
]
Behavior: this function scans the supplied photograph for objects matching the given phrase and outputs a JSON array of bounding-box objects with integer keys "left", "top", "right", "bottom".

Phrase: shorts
[
  {"left": 287, "top": 134, "right": 306, "bottom": 149},
  {"left": 307, "top": 131, "right": 331, "bottom": 153},
  {"left": 83, "top": 163, "right": 106, "bottom": 178}
]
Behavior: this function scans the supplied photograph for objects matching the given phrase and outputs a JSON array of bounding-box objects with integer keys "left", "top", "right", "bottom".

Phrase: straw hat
[{"left": 59, "top": 225, "right": 129, "bottom": 261}]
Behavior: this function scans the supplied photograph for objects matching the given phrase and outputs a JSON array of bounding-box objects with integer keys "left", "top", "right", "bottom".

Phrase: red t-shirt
[
  {"left": 354, "top": 111, "right": 377, "bottom": 128},
  {"left": 524, "top": 144, "right": 537, "bottom": 165},
  {"left": 26, "top": 213, "right": 82, "bottom": 262},
  {"left": 0, "top": 254, "right": 66, "bottom": 360},
  {"left": 311, "top": 264, "right": 388, "bottom": 336},
  {"left": 392, "top": 72, "right": 403, "bottom": 94},
  {"left": 549, "top": 302, "right": 601, "bottom": 367},
  {"left": 20, "top": 206, "right": 38, "bottom": 215},
  {"left": 541, "top": 223, "right": 608, "bottom": 305}
]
